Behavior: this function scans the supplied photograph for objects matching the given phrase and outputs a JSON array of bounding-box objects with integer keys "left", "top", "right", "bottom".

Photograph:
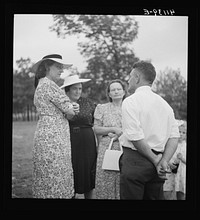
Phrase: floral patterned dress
[
  {"left": 94, "top": 103, "right": 122, "bottom": 199},
  {"left": 175, "top": 141, "right": 186, "bottom": 194},
  {"left": 32, "top": 77, "right": 74, "bottom": 198},
  {"left": 163, "top": 152, "right": 177, "bottom": 200}
]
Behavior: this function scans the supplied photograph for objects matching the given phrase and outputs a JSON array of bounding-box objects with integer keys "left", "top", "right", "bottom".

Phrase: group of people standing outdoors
[{"left": 31, "top": 54, "right": 186, "bottom": 200}]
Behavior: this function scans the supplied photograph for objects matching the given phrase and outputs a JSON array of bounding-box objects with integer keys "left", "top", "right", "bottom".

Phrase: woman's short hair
[
  {"left": 34, "top": 59, "right": 55, "bottom": 88},
  {"left": 64, "top": 85, "right": 72, "bottom": 93},
  {"left": 106, "top": 79, "right": 127, "bottom": 102}
]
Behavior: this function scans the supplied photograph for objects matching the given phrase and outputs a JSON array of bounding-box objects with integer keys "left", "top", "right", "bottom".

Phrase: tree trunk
[{"left": 27, "top": 105, "right": 30, "bottom": 121}]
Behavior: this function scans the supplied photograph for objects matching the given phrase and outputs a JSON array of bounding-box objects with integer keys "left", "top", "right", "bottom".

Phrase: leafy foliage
[
  {"left": 50, "top": 14, "right": 139, "bottom": 102},
  {"left": 13, "top": 15, "right": 187, "bottom": 121},
  {"left": 13, "top": 58, "right": 35, "bottom": 115},
  {"left": 153, "top": 68, "right": 187, "bottom": 120}
]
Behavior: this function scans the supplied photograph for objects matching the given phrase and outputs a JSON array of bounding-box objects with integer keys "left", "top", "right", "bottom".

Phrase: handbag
[{"left": 102, "top": 137, "right": 123, "bottom": 171}]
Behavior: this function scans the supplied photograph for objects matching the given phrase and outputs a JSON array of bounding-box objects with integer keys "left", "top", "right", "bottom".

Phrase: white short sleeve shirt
[{"left": 119, "top": 86, "right": 180, "bottom": 152}]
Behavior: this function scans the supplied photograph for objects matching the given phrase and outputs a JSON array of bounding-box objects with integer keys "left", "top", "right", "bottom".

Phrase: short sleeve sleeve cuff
[{"left": 124, "top": 129, "right": 145, "bottom": 141}]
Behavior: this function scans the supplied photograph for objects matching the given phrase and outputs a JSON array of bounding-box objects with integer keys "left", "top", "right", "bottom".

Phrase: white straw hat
[
  {"left": 60, "top": 74, "right": 91, "bottom": 89},
  {"left": 31, "top": 54, "right": 73, "bottom": 73}
]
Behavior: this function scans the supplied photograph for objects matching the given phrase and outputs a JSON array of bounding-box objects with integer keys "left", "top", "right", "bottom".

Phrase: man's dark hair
[{"left": 132, "top": 61, "right": 156, "bottom": 84}]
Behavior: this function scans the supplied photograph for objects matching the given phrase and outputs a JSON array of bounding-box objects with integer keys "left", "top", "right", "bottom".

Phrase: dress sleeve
[
  {"left": 47, "top": 81, "right": 73, "bottom": 114},
  {"left": 94, "top": 104, "right": 104, "bottom": 126}
]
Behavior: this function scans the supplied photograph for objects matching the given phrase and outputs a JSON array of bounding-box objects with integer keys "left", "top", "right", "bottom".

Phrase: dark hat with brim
[{"left": 31, "top": 54, "right": 73, "bottom": 73}]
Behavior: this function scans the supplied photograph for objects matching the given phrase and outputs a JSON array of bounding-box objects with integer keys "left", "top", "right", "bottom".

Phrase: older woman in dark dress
[{"left": 60, "top": 74, "right": 97, "bottom": 199}]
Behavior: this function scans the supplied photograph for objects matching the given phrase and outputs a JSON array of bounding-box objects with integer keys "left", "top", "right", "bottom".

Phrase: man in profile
[{"left": 119, "top": 61, "right": 180, "bottom": 200}]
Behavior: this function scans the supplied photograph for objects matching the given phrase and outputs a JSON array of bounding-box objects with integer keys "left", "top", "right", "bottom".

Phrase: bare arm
[
  {"left": 132, "top": 138, "right": 179, "bottom": 180},
  {"left": 94, "top": 126, "right": 122, "bottom": 136},
  {"left": 132, "top": 139, "right": 161, "bottom": 166},
  {"left": 159, "top": 138, "right": 179, "bottom": 164},
  {"left": 156, "top": 138, "right": 179, "bottom": 178}
]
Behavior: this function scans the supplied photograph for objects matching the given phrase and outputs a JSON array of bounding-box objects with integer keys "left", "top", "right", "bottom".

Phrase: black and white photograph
[{"left": 4, "top": 6, "right": 198, "bottom": 212}]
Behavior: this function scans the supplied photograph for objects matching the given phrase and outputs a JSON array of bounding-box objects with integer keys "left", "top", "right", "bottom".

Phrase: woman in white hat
[
  {"left": 32, "top": 54, "right": 79, "bottom": 198},
  {"left": 61, "top": 74, "right": 97, "bottom": 199}
]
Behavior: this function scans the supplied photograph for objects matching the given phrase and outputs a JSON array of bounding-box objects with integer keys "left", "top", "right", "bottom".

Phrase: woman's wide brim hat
[
  {"left": 60, "top": 74, "right": 91, "bottom": 89},
  {"left": 31, "top": 54, "right": 73, "bottom": 73}
]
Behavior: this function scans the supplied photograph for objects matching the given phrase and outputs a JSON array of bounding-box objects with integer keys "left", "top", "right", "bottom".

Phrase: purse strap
[{"left": 108, "top": 137, "right": 123, "bottom": 151}]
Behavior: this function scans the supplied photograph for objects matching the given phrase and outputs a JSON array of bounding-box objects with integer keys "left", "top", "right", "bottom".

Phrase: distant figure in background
[
  {"left": 119, "top": 61, "right": 180, "bottom": 200},
  {"left": 174, "top": 120, "right": 187, "bottom": 200},
  {"left": 61, "top": 74, "right": 97, "bottom": 199},
  {"left": 163, "top": 153, "right": 177, "bottom": 200},
  {"left": 32, "top": 54, "right": 79, "bottom": 198},
  {"left": 93, "top": 79, "right": 126, "bottom": 199},
  {"left": 163, "top": 120, "right": 187, "bottom": 200}
]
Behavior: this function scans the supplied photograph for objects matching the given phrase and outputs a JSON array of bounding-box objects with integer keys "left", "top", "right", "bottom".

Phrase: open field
[{"left": 12, "top": 121, "right": 37, "bottom": 198}]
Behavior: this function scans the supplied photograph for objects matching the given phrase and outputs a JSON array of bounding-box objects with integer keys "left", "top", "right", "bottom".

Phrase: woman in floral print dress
[
  {"left": 32, "top": 54, "right": 79, "bottom": 198},
  {"left": 93, "top": 79, "right": 126, "bottom": 199}
]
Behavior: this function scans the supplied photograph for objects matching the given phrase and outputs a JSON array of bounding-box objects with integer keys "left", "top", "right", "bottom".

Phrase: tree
[
  {"left": 13, "top": 58, "right": 36, "bottom": 120},
  {"left": 50, "top": 14, "right": 139, "bottom": 102},
  {"left": 153, "top": 67, "right": 187, "bottom": 120}
]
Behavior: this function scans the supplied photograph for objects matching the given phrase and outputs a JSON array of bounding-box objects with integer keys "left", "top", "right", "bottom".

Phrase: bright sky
[{"left": 13, "top": 14, "right": 188, "bottom": 80}]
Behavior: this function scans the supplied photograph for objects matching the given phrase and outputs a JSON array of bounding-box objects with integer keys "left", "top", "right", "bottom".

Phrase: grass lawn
[{"left": 12, "top": 121, "right": 37, "bottom": 198}]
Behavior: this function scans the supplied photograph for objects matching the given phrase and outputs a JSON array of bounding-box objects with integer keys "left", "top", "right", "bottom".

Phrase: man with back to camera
[{"left": 119, "top": 60, "right": 180, "bottom": 200}]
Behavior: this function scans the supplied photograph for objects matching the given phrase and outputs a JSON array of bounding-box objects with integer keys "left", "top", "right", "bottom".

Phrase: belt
[{"left": 70, "top": 125, "right": 92, "bottom": 133}]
